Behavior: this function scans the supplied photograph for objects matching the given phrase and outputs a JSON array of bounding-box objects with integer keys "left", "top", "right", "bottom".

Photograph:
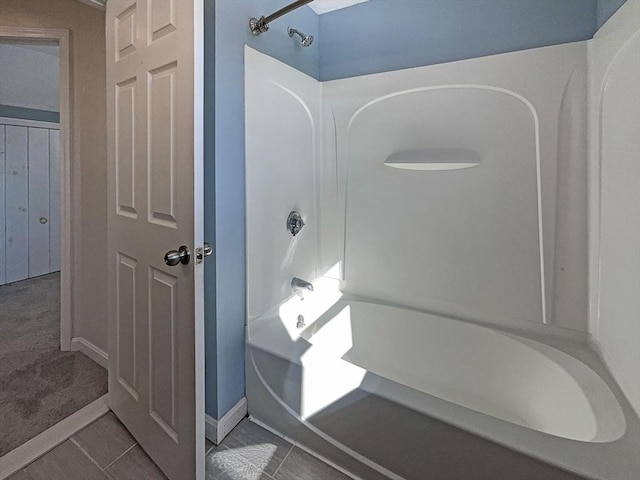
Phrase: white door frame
[{"left": 0, "top": 27, "right": 74, "bottom": 351}]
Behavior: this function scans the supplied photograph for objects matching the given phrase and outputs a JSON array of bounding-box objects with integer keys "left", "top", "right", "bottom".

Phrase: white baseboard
[
  {"left": 0, "top": 394, "right": 109, "bottom": 479},
  {"left": 70, "top": 337, "right": 108, "bottom": 369},
  {"left": 204, "top": 415, "right": 218, "bottom": 444},
  {"left": 205, "top": 397, "right": 247, "bottom": 445}
]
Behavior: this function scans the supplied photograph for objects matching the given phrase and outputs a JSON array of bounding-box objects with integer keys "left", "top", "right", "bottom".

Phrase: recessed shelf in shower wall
[{"left": 384, "top": 148, "right": 481, "bottom": 171}]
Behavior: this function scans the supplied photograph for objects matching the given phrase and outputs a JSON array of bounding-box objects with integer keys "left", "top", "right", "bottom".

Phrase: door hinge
[{"left": 195, "top": 242, "right": 213, "bottom": 264}]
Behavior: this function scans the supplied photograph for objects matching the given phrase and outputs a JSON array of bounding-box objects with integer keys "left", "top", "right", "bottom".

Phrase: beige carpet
[{"left": 0, "top": 273, "right": 108, "bottom": 456}]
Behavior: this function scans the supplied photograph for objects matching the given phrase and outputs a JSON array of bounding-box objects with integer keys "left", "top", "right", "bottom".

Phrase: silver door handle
[{"left": 164, "top": 246, "right": 190, "bottom": 266}]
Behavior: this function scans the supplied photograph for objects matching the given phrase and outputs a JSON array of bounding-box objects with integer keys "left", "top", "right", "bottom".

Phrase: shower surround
[{"left": 243, "top": 3, "right": 640, "bottom": 477}]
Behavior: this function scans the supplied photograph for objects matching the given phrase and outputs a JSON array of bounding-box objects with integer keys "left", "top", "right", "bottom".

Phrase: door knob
[{"left": 164, "top": 246, "right": 190, "bottom": 266}]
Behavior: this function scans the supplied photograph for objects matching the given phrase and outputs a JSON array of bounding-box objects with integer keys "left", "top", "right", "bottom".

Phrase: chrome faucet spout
[{"left": 291, "top": 277, "right": 314, "bottom": 292}]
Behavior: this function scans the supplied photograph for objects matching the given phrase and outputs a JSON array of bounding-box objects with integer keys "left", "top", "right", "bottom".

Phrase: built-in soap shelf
[{"left": 384, "top": 148, "right": 481, "bottom": 171}]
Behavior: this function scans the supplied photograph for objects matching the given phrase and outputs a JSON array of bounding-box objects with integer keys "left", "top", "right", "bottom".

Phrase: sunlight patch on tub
[
  {"left": 278, "top": 263, "right": 343, "bottom": 341},
  {"left": 298, "top": 305, "right": 367, "bottom": 419}
]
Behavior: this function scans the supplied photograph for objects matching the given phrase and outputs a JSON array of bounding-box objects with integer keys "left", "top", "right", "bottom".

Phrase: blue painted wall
[
  {"left": 318, "top": 0, "right": 597, "bottom": 81},
  {"left": 206, "top": 0, "right": 318, "bottom": 419},
  {"left": 204, "top": 0, "right": 218, "bottom": 420},
  {"left": 597, "top": 0, "right": 628, "bottom": 28}
]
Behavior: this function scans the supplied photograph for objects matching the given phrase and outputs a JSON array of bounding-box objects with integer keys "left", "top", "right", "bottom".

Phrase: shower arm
[{"left": 250, "top": 0, "right": 314, "bottom": 35}]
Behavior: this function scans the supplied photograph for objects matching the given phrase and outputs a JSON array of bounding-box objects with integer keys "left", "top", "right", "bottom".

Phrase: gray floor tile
[
  {"left": 275, "top": 447, "right": 351, "bottom": 480},
  {"left": 105, "top": 444, "right": 168, "bottom": 480},
  {"left": 220, "top": 419, "right": 292, "bottom": 476},
  {"left": 8, "top": 440, "right": 110, "bottom": 480},
  {"left": 6, "top": 469, "right": 31, "bottom": 480},
  {"left": 206, "top": 445, "right": 274, "bottom": 480},
  {"left": 71, "top": 411, "right": 136, "bottom": 468}
]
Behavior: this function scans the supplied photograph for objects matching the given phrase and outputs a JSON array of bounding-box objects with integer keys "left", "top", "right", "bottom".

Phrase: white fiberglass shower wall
[
  {"left": 247, "top": 40, "right": 590, "bottom": 339},
  {"left": 323, "top": 44, "right": 588, "bottom": 332},
  {"left": 245, "top": 47, "right": 322, "bottom": 322},
  {"left": 588, "top": 0, "right": 640, "bottom": 417}
]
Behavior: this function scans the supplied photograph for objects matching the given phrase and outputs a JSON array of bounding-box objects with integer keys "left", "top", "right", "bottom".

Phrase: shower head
[{"left": 288, "top": 27, "right": 314, "bottom": 47}]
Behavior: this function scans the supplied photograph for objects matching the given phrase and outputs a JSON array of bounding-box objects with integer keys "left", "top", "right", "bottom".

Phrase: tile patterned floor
[
  {"left": 9, "top": 413, "right": 350, "bottom": 480},
  {"left": 206, "top": 419, "right": 351, "bottom": 480}
]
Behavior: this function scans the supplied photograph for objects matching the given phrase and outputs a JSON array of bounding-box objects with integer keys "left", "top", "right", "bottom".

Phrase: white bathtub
[{"left": 247, "top": 296, "right": 640, "bottom": 480}]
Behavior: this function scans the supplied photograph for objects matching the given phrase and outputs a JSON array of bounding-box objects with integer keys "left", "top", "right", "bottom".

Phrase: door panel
[
  {"left": 106, "top": 1, "right": 204, "bottom": 479},
  {"left": 148, "top": 62, "right": 177, "bottom": 227},
  {"left": 116, "top": 252, "right": 138, "bottom": 399},
  {"left": 28, "top": 128, "right": 50, "bottom": 278},
  {"left": 5, "top": 126, "right": 29, "bottom": 283},
  {"left": 149, "top": 0, "right": 176, "bottom": 42},
  {"left": 115, "top": 4, "right": 137, "bottom": 60},
  {"left": 115, "top": 78, "right": 137, "bottom": 218},
  {"left": 149, "top": 267, "right": 178, "bottom": 438}
]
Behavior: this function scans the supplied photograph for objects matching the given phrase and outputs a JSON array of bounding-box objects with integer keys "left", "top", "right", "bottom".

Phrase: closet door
[
  {"left": 28, "top": 128, "right": 51, "bottom": 278},
  {"left": 1, "top": 124, "right": 60, "bottom": 285},
  {"left": 4, "top": 125, "right": 29, "bottom": 284}
]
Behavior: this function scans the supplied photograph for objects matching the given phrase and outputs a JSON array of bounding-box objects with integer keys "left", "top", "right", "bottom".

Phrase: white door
[{"left": 106, "top": 1, "right": 205, "bottom": 479}]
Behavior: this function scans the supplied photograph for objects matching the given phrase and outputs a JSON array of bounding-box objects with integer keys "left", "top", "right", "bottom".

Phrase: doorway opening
[{"left": 0, "top": 29, "right": 107, "bottom": 460}]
